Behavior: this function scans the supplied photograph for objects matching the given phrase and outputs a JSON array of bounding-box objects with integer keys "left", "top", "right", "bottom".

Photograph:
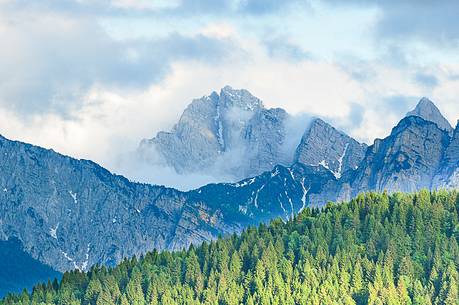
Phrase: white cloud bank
[{"left": 0, "top": 1, "right": 458, "bottom": 189}]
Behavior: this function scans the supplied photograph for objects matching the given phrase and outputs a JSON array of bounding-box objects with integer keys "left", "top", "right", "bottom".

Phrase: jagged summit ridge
[
  {"left": 433, "top": 122, "right": 459, "bottom": 188},
  {"left": 294, "top": 118, "right": 367, "bottom": 179},
  {"left": 138, "top": 86, "right": 290, "bottom": 180},
  {"left": 144, "top": 90, "right": 459, "bottom": 188},
  {"left": 346, "top": 115, "right": 450, "bottom": 196},
  {"left": 219, "top": 85, "right": 263, "bottom": 111},
  {"left": 138, "top": 86, "right": 369, "bottom": 183},
  {"left": 406, "top": 97, "right": 452, "bottom": 132}
]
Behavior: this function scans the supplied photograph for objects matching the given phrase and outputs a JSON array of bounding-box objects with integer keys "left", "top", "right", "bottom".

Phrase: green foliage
[{"left": 2, "top": 190, "right": 458, "bottom": 305}]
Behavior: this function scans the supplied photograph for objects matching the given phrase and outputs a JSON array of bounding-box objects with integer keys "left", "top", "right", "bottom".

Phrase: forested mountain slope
[{"left": 3, "top": 190, "right": 458, "bottom": 305}]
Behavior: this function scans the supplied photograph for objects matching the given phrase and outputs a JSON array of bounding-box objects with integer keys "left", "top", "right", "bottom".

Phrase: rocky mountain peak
[
  {"left": 391, "top": 115, "right": 431, "bottom": 135},
  {"left": 351, "top": 114, "right": 451, "bottom": 195},
  {"left": 294, "top": 118, "right": 367, "bottom": 179},
  {"left": 138, "top": 86, "right": 289, "bottom": 180},
  {"left": 219, "top": 85, "right": 263, "bottom": 111},
  {"left": 406, "top": 97, "right": 452, "bottom": 132},
  {"left": 308, "top": 117, "right": 328, "bottom": 130}
]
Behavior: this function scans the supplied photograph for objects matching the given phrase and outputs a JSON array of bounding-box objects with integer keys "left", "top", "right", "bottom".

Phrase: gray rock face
[
  {"left": 139, "top": 86, "right": 290, "bottom": 181},
  {"left": 296, "top": 100, "right": 457, "bottom": 204},
  {"left": 140, "top": 88, "right": 367, "bottom": 184},
  {"left": 139, "top": 91, "right": 223, "bottom": 173},
  {"left": 241, "top": 108, "right": 289, "bottom": 177},
  {"left": 433, "top": 121, "right": 459, "bottom": 188},
  {"left": 0, "top": 135, "right": 243, "bottom": 272},
  {"left": 345, "top": 116, "right": 450, "bottom": 197},
  {"left": 294, "top": 118, "right": 367, "bottom": 179},
  {"left": 406, "top": 97, "right": 452, "bottom": 132},
  {"left": 328, "top": 98, "right": 456, "bottom": 200},
  {"left": 0, "top": 133, "right": 335, "bottom": 274}
]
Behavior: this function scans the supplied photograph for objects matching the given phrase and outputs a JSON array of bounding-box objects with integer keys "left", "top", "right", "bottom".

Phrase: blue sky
[{"left": 0, "top": 0, "right": 458, "bottom": 173}]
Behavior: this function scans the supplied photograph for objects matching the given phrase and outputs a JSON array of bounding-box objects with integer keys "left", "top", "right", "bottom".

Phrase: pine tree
[{"left": 125, "top": 270, "right": 145, "bottom": 305}]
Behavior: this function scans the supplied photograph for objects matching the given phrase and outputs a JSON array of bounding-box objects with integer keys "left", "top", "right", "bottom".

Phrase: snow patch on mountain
[
  {"left": 49, "top": 223, "right": 59, "bottom": 239},
  {"left": 68, "top": 191, "right": 77, "bottom": 204},
  {"left": 300, "top": 178, "right": 309, "bottom": 212},
  {"left": 333, "top": 143, "right": 349, "bottom": 179}
]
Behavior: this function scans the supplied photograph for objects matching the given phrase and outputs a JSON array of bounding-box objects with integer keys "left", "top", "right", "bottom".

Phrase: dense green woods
[{"left": 2, "top": 190, "right": 459, "bottom": 305}]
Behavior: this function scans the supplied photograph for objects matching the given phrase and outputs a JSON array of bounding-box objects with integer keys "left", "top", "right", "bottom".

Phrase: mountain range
[{"left": 0, "top": 86, "right": 457, "bottom": 295}]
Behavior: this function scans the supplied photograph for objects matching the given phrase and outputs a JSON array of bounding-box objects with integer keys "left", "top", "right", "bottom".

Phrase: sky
[{"left": 0, "top": 0, "right": 458, "bottom": 185}]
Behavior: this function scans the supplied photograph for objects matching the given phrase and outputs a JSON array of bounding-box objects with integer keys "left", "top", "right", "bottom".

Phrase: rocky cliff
[
  {"left": 294, "top": 118, "right": 367, "bottom": 179},
  {"left": 433, "top": 121, "right": 459, "bottom": 188},
  {"left": 343, "top": 116, "right": 450, "bottom": 198},
  {"left": 0, "top": 135, "right": 244, "bottom": 271},
  {"left": 139, "top": 86, "right": 290, "bottom": 180},
  {"left": 406, "top": 97, "right": 453, "bottom": 132}
]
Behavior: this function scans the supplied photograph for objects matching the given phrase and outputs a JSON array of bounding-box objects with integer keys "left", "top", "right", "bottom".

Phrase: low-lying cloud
[{"left": 110, "top": 108, "right": 313, "bottom": 191}]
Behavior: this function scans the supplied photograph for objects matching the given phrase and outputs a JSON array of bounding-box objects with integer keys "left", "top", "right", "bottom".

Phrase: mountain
[
  {"left": 294, "top": 118, "right": 367, "bottom": 179},
  {"left": 0, "top": 238, "right": 60, "bottom": 297},
  {"left": 433, "top": 120, "right": 459, "bottom": 188},
  {"left": 0, "top": 94, "right": 457, "bottom": 296},
  {"left": 406, "top": 97, "right": 453, "bottom": 132},
  {"left": 3, "top": 190, "right": 458, "bottom": 304},
  {"left": 209, "top": 108, "right": 458, "bottom": 213},
  {"left": 189, "top": 163, "right": 336, "bottom": 221},
  {"left": 138, "top": 86, "right": 291, "bottom": 180},
  {"left": 0, "top": 134, "right": 326, "bottom": 273},
  {"left": 343, "top": 116, "right": 450, "bottom": 196},
  {"left": 0, "top": 130, "right": 340, "bottom": 275},
  {"left": 0, "top": 134, "right": 240, "bottom": 272},
  {"left": 138, "top": 86, "right": 370, "bottom": 184}
]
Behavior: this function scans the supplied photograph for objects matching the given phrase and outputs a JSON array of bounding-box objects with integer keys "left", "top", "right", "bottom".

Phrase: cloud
[
  {"left": 1, "top": 0, "right": 309, "bottom": 17},
  {"left": 135, "top": 0, "right": 310, "bottom": 16},
  {"left": 0, "top": 0, "right": 458, "bottom": 190},
  {"left": 375, "top": 2, "right": 459, "bottom": 47},
  {"left": 432, "top": 77, "right": 459, "bottom": 124},
  {"left": 343, "top": 103, "right": 365, "bottom": 130},
  {"left": 263, "top": 36, "right": 312, "bottom": 61},
  {"left": 384, "top": 95, "right": 415, "bottom": 115},
  {"left": 324, "top": 1, "right": 459, "bottom": 48},
  {"left": 414, "top": 73, "right": 439, "bottom": 88},
  {"left": 0, "top": 9, "right": 235, "bottom": 116},
  {"left": 235, "top": 0, "right": 310, "bottom": 15},
  {"left": 113, "top": 151, "right": 232, "bottom": 190},
  {"left": 281, "top": 113, "right": 313, "bottom": 159}
]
